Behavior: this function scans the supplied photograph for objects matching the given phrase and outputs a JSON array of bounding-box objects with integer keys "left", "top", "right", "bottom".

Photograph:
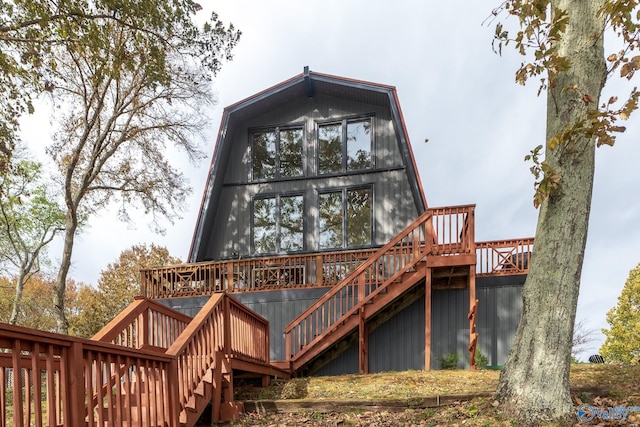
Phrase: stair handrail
[
  {"left": 165, "top": 293, "right": 226, "bottom": 420},
  {"left": 226, "top": 296, "right": 271, "bottom": 365},
  {"left": 92, "top": 296, "right": 192, "bottom": 350},
  {"left": 284, "top": 205, "right": 475, "bottom": 362}
]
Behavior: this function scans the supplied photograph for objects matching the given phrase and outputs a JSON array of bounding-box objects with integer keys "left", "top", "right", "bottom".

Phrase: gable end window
[
  {"left": 251, "top": 127, "right": 304, "bottom": 180},
  {"left": 253, "top": 194, "right": 304, "bottom": 254},
  {"left": 318, "top": 118, "right": 372, "bottom": 175},
  {"left": 319, "top": 186, "right": 372, "bottom": 249}
]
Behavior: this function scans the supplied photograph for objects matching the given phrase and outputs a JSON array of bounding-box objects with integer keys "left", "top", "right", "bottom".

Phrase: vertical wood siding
[
  {"left": 368, "top": 295, "right": 425, "bottom": 372},
  {"left": 157, "top": 276, "right": 524, "bottom": 373},
  {"left": 202, "top": 94, "right": 418, "bottom": 260}
]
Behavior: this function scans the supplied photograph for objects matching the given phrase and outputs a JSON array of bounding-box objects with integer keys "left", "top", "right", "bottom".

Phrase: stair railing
[
  {"left": 164, "top": 293, "right": 271, "bottom": 425},
  {"left": 226, "top": 296, "right": 270, "bottom": 365},
  {"left": 164, "top": 293, "right": 226, "bottom": 423},
  {"left": 92, "top": 296, "right": 192, "bottom": 351},
  {"left": 285, "top": 204, "right": 475, "bottom": 363}
]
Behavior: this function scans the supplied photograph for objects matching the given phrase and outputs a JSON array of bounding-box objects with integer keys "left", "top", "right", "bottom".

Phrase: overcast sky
[{"left": 25, "top": 1, "right": 640, "bottom": 357}]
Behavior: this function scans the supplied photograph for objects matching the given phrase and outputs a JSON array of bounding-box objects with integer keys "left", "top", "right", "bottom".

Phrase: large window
[
  {"left": 252, "top": 127, "right": 304, "bottom": 180},
  {"left": 319, "top": 187, "right": 372, "bottom": 249},
  {"left": 253, "top": 194, "right": 304, "bottom": 253},
  {"left": 318, "top": 118, "right": 372, "bottom": 174}
]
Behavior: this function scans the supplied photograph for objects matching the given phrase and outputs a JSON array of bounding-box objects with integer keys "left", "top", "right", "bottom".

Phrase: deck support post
[
  {"left": 358, "top": 307, "right": 368, "bottom": 374},
  {"left": 425, "top": 265, "right": 432, "bottom": 371},
  {"left": 67, "top": 341, "right": 86, "bottom": 427},
  {"left": 468, "top": 266, "right": 478, "bottom": 370},
  {"left": 316, "top": 255, "right": 323, "bottom": 285}
]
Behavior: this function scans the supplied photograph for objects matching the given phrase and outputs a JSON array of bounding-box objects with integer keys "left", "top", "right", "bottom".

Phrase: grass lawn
[{"left": 230, "top": 364, "right": 640, "bottom": 426}]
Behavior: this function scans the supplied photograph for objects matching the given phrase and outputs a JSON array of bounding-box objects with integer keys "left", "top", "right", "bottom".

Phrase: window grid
[
  {"left": 251, "top": 126, "right": 304, "bottom": 181},
  {"left": 318, "top": 117, "right": 372, "bottom": 175},
  {"left": 318, "top": 186, "right": 373, "bottom": 250},
  {"left": 252, "top": 194, "right": 305, "bottom": 254}
]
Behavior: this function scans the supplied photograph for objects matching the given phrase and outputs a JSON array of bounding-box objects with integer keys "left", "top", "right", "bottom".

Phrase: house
[
  {"left": 0, "top": 68, "right": 534, "bottom": 426},
  {"left": 143, "top": 67, "right": 532, "bottom": 374}
]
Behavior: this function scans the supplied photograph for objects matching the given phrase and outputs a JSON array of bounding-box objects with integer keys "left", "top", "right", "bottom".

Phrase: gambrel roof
[{"left": 189, "top": 68, "right": 427, "bottom": 262}]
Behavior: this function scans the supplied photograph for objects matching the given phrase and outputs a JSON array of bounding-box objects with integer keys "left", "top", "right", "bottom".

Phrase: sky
[{"left": 21, "top": 1, "right": 640, "bottom": 358}]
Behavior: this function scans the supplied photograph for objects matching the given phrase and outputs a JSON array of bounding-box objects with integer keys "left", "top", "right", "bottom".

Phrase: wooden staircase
[
  {"left": 91, "top": 293, "right": 280, "bottom": 426},
  {"left": 285, "top": 205, "right": 477, "bottom": 374}
]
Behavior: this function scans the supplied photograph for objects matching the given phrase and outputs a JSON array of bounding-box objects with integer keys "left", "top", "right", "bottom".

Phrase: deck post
[
  {"left": 285, "top": 330, "right": 292, "bottom": 362},
  {"left": 358, "top": 308, "right": 368, "bottom": 374},
  {"left": 223, "top": 295, "right": 232, "bottom": 358},
  {"left": 67, "top": 341, "right": 86, "bottom": 427},
  {"left": 140, "top": 304, "right": 149, "bottom": 348},
  {"left": 468, "top": 265, "right": 478, "bottom": 370},
  {"left": 227, "top": 262, "right": 235, "bottom": 292},
  {"left": 425, "top": 265, "right": 432, "bottom": 371},
  {"left": 316, "top": 255, "right": 323, "bottom": 286}
]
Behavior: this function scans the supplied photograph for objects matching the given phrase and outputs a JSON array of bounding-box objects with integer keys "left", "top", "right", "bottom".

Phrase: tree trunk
[
  {"left": 54, "top": 211, "right": 78, "bottom": 334},
  {"left": 495, "top": 0, "right": 606, "bottom": 425},
  {"left": 9, "top": 274, "right": 26, "bottom": 325}
]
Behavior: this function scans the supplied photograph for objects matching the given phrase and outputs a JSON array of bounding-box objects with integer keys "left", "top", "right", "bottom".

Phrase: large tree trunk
[
  {"left": 54, "top": 211, "right": 78, "bottom": 334},
  {"left": 495, "top": 0, "right": 606, "bottom": 425}
]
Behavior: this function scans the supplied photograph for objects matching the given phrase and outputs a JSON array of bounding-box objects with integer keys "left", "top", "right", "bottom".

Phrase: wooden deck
[
  {"left": 0, "top": 294, "right": 287, "bottom": 427},
  {"left": 141, "top": 205, "right": 533, "bottom": 300},
  {"left": 137, "top": 204, "right": 532, "bottom": 376},
  {"left": 0, "top": 205, "right": 533, "bottom": 426}
]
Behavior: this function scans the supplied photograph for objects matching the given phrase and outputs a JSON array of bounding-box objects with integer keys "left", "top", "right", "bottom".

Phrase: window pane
[
  {"left": 280, "top": 195, "right": 304, "bottom": 251},
  {"left": 346, "top": 120, "right": 372, "bottom": 170},
  {"left": 252, "top": 131, "right": 276, "bottom": 180},
  {"left": 280, "top": 128, "right": 304, "bottom": 177},
  {"left": 253, "top": 197, "right": 276, "bottom": 253},
  {"left": 318, "top": 124, "right": 342, "bottom": 174},
  {"left": 347, "top": 188, "right": 372, "bottom": 246},
  {"left": 319, "top": 192, "right": 343, "bottom": 249}
]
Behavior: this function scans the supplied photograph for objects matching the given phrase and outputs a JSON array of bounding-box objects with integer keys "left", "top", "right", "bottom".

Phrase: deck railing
[
  {"left": 0, "top": 294, "right": 270, "bottom": 427},
  {"left": 284, "top": 205, "right": 475, "bottom": 362},
  {"left": 226, "top": 297, "right": 270, "bottom": 365},
  {"left": 476, "top": 238, "right": 534, "bottom": 277},
  {"left": 140, "top": 248, "right": 380, "bottom": 299},
  {"left": 140, "top": 205, "right": 533, "bottom": 300},
  {"left": 92, "top": 296, "right": 192, "bottom": 351},
  {"left": 0, "top": 323, "right": 178, "bottom": 427}
]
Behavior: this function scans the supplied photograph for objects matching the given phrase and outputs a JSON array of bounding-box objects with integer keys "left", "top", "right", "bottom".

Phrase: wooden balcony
[{"left": 141, "top": 205, "right": 532, "bottom": 300}]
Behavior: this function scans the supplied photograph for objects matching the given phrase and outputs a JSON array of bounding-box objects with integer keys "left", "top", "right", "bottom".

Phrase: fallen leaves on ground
[{"left": 227, "top": 364, "right": 640, "bottom": 427}]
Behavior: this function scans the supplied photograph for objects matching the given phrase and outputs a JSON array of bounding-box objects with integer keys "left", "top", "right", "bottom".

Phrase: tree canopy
[
  {"left": 71, "top": 243, "right": 181, "bottom": 338},
  {"left": 0, "top": 274, "right": 82, "bottom": 331},
  {"left": 0, "top": 158, "right": 66, "bottom": 324},
  {"left": 0, "top": 0, "right": 239, "bottom": 174},
  {"left": 1, "top": 0, "right": 240, "bottom": 333},
  {"left": 600, "top": 262, "right": 640, "bottom": 364}
]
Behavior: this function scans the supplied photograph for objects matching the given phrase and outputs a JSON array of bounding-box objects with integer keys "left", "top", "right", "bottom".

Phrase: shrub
[
  {"left": 475, "top": 350, "right": 489, "bottom": 369},
  {"left": 439, "top": 352, "right": 460, "bottom": 370}
]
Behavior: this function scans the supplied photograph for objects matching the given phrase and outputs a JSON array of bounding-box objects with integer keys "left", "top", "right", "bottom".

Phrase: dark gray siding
[
  {"left": 158, "top": 288, "right": 330, "bottom": 361},
  {"left": 430, "top": 276, "right": 524, "bottom": 369},
  {"left": 157, "top": 275, "right": 525, "bottom": 373},
  {"left": 158, "top": 296, "right": 209, "bottom": 318},
  {"left": 368, "top": 296, "right": 425, "bottom": 372},
  {"left": 201, "top": 93, "right": 419, "bottom": 260},
  {"left": 315, "top": 343, "right": 358, "bottom": 377},
  {"left": 316, "top": 275, "right": 525, "bottom": 373}
]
